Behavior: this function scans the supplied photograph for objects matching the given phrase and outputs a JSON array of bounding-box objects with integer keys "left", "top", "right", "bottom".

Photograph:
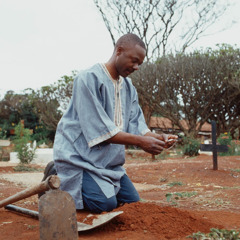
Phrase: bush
[
  {"left": 13, "top": 122, "right": 36, "bottom": 164},
  {"left": 0, "top": 122, "right": 8, "bottom": 139},
  {"left": 182, "top": 136, "right": 200, "bottom": 157},
  {"left": 31, "top": 124, "right": 52, "bottom": 147},
  {"left": 217, "top": 132, "right": 232, "bottom": 145},
  {"left": 187, "top": 228, "right": 240, "bottom": 239},
  {"left": 217, "top": 132, "right": 236, "bottom": 156}
]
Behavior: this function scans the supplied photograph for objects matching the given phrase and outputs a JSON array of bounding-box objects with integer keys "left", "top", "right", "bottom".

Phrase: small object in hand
[{"left": 164, "top": 139, "right": 177, "bottom": 149}]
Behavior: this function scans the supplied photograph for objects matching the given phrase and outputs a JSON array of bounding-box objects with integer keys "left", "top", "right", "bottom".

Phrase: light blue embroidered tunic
[{"left": 53, "top": 63, "right": 149, "bottom": 209}]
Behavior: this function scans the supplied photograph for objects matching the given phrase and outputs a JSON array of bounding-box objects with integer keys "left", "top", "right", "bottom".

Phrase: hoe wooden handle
[{"left": 0, "top": 175, "right": 60, "bottom": 208}]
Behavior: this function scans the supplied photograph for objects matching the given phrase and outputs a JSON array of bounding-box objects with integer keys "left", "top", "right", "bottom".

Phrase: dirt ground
[{"left": 0, "top": 152, "right": 240, "bottom": 239}]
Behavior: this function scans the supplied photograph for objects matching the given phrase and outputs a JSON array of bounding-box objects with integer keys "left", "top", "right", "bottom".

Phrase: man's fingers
[
  {"left": 167, "top": 135, "right": 178, "bottom": 140},
  {"left": 162, "top": 134, "right": 169, "bottom": 141},
  {"left": 152, "top": 141, "right": 164, "bottom": 154},
  {"left": 155, "top": 139, "right": 165, "bottom": 146}
]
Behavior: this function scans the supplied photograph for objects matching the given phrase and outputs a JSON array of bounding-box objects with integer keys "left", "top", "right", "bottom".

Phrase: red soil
[{"left": 0, "top": 154, "right": 240, "bottom": 239}]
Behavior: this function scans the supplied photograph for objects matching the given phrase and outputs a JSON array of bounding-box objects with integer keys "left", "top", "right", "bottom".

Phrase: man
[{"left": 43, "top": 33, "right": 177, "bottom": 213}]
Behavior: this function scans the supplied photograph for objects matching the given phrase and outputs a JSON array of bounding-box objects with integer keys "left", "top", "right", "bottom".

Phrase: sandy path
[{"left": 0, "top": 171, "right": 168, "bottom": 192}]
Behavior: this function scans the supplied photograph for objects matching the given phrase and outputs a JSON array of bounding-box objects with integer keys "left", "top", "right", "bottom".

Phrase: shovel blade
[
  {"left": 39, "top": 189, "right": 78, "bottom": 240},
  {"left": 77, "top": 211, "right": 123, "bottom": 231}
]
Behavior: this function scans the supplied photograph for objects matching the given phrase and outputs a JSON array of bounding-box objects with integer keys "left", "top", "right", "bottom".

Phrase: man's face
[{"left": 115, "top": 44, "right": 146, "bottom": 78}]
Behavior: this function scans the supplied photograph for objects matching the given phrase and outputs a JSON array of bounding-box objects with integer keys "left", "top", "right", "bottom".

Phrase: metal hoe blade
[{"left": 39, "top": 189, "right": 78, "bottom": 240}]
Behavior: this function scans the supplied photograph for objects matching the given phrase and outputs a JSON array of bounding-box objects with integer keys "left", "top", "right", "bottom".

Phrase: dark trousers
[{"left": 82, "top": 171, "right": 140, "bottom": 213}]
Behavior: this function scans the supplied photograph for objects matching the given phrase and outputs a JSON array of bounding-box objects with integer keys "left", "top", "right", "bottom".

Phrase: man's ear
[{"left": 116, "top": 46, "right": 123, "bottom": 56}]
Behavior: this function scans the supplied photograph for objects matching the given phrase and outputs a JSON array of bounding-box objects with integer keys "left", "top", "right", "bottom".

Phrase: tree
[
  {"left": 206, "top": 45, "right": 240, "bottom": 137},
  {"left": 94, "top": 0, "right": 231, "bottom": 60},
  {"left": 0, "top": 90, "right": 38, "bottom": 134},
  {"left": 131, "top": 45, "right": 240, "bottom": 137},
  {"left": 30, "top": 71, "right": 76, "bottom": 131},
  {"left": 0, "top": 72, "right": 77, "bottom": 141},
  {"left": 0, "top": 90, "right": 55, "bottom": 142},
  {"left": 93, "top": 0, "right": 234, "bottom": 133}
]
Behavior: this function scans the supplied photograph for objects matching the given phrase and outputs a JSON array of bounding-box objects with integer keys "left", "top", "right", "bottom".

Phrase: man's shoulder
[
  {"left": 78, "top": 63, "right": 102, "bottom": 77},
  {"left": 75, "top": 64, "right": 104, "bottom": 84}
]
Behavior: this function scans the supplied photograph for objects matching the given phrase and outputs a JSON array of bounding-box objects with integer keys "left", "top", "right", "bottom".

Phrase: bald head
[
  {"left": 115, "top": 33, "right": 146, "bottom": 51},
  {"left": 106, "top": 33, "right": 146, "bottom": 80}
]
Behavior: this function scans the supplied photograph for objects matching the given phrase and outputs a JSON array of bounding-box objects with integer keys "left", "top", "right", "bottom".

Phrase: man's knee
[
  {"left": 82, "top": 171, "right": 118, "bottom": 213},
  {"left": 83, "top": 195, "right": 117, "bottom": 213},
  {"left": 128, "top": 191, "right": 140, "bottom": 203},
  {"left": 116, "top": 174, "right": 140, "bottom": 203}
]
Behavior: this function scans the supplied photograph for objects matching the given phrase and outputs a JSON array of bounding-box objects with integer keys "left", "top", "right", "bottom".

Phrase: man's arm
[{"left": 106, "top": 131, "right": 165, "bottom": 155}]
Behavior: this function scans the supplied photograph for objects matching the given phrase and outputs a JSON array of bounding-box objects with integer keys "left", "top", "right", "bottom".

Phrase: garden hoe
[{"left": 0, "top": 175, "right": 123, "bottom": 239}]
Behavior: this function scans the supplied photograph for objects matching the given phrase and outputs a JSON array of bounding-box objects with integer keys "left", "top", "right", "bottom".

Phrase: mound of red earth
[{"left": 78, "top": 202, "right": 223, "bottom": 240}]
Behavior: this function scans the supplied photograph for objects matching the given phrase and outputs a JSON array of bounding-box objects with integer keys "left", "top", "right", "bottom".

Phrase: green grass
[
  {"left": 139, "top": 198, "right": 148, "bottom": 203},
  {"left": 27, "top": 225, "right": 38, "bottom": 230},
  {"left": 13, "top": 164, "right": 42, "bottom": 172},
  {"left": 167, "top": 181, "right": 183, "bottom": 187},
  {"left": 187, "top": 228, "right": 240, "bottom": 240},
  {"left": 166, "top": 191, "right": 198, "bottom": 205}
]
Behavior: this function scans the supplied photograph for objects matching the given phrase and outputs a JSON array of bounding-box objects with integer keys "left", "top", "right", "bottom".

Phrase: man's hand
[
  {"left": 138, "top": 136, "right": 165, "bottom": 155},
  {"left": 106, "top": 131, "right": 177, "bottom": 155},
  {"left": 145, "top": 132, "right": 178, "bottom": 150}
]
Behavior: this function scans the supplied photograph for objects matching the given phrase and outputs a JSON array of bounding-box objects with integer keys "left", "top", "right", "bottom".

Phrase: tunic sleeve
[
  {"left": 72, "top": 73, "right": 120, "bottom": 148},
  {"left": 127, "top": 86, "right": 150, "bottom": 136}
]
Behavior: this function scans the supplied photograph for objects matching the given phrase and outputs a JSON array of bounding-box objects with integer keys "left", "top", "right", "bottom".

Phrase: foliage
[
  {"left": 2, "top": 46, "right": 240, "bottom": 142},
  {"left": 13, "top": 122, "right": 36, "bottom": 164},
  {"left": 187, "top": 228, "right": 240, "bottom": 240},
  {"left": 182, "top": 136, "right": 200, "bottom": 156},
  {"left": 0, "top": 125, "right": 7, "bottom": 139},
  {"left": 2, "top": 46, "right": 240, "bottom": 140},
  {"left": 31, "top": 124, "right": 52, "bottom": 146},
  {"left": 30, "top": 71, "right": 77, "bottom": 131},
  {"left": 167, "top": 181, "right": 183, "bottom": 187},
  {"left": 0, "top": 71, "right": 76, "bottom": 141},
  {"left": 132, "top": 45, "right": 240, "bottom": 136},
  {"left": 217, "top": 132, "right": 232, "bottom": 145},
  {"left": 0, "top": 90, "right": 53, "bottom": 141},
  {"left": 13, "top": 165, "right": 42, "bottom": 172},
  {"left": 217, "top": 132, "right": 239, "bottom": 156},
  {"left": 93, "top": 1, "right": 235, "bottom": 133},
  {"left": 0, "top": 90, "right": 38, "bottom": 130},
  {"left": 166, "top": 191, "right": 197, "bottom": 205}
]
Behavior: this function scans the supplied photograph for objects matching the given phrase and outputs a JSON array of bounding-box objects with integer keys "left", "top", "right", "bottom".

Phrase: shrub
[
  {"left": 217, "top": 132, "right": 236, "bottom": 156},
  {"left": 166, "top": 191, "right": 197, "bottom": 205},
  {"left": 182, "top": 136, "right": 200, "bottom": 157},
  {"left": 31, "top": 124, "right": 52, "bottom": 146},
  {"left": 13, "top": 122, "right": 36, "bottom": 164},
  {"left": 0, "top": 123, "right": 8, "bottom": 139},
  {"left": 13, "top": 165, "right": 41, "bottom": 172},
  {"left": 187, "top": 228, "right": 240, "bottom": 239},
  {"left": 217, "top": 132, "right": 232, "bottom": 145}
]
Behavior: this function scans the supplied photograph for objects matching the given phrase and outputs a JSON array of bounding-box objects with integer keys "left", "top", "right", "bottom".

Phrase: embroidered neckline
[
  {"left": 100, "top": 63, "right": 122, "bottom": 83},
  {"left": 100, "top": 63, "right": 123, "bottom": 131}
]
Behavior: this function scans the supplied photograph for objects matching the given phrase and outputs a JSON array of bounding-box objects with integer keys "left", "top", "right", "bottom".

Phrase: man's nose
[{"left": 133, "top": 64, "right": 139, "bottom": 70}]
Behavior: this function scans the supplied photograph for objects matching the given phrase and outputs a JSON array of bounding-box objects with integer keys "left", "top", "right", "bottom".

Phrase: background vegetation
[
  {"left": 1, "top": 45, "right": 239, "bottom": 145},
  {"left": 0, "top": 0, "right": 239, "bottom": 157}
]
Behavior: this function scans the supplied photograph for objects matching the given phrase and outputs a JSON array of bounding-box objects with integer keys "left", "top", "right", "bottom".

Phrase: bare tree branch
[{"left": 93, "top": 0, "right": 231, "bottom": 60}]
